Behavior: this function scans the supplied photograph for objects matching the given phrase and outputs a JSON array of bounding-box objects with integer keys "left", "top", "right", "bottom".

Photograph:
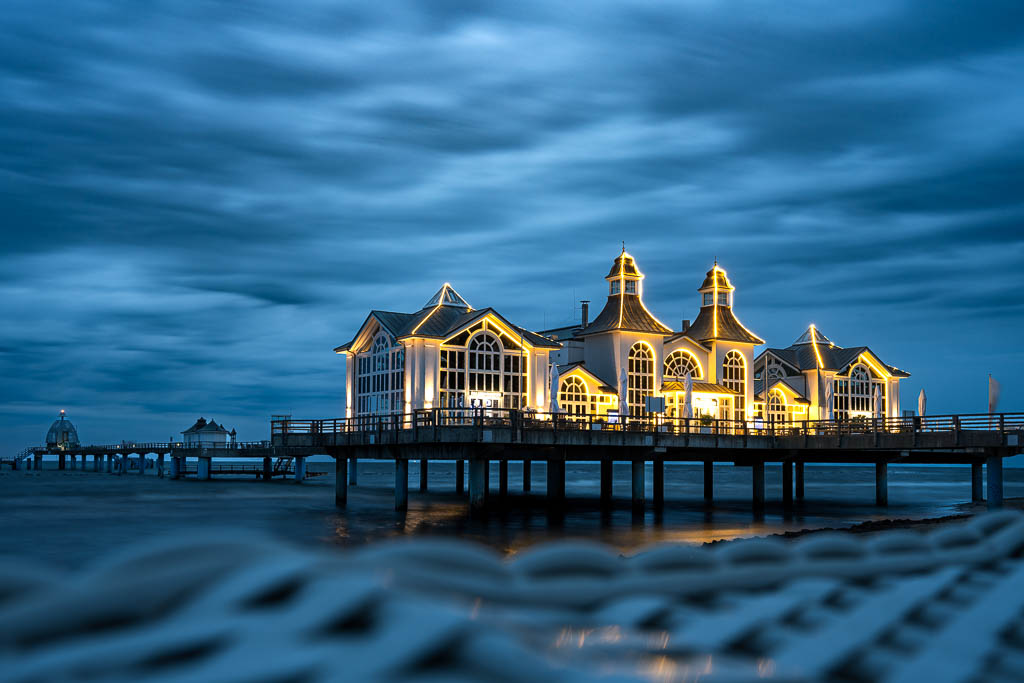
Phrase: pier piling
[
  {"left": 262, "top": 457, "right": 272, "bottom": 481},
  {"left": 469, "top": 459, "right": 486, "bottom": 511},
  {"left": 157, "top": 453, "right": 164, "bottom": 477},
  {"left": 395, "top": 459, "right": 408, "bottom": 510},
  {"left": 197, "top": 458, "right": 211, "bottom": 481},
  {"left": 795, "top": 462, "right": 805, "bottom": 500},
  {"left": 875, "top": 462, "right": 888, "bottom": 506},
  {"left": 419, "top": 459, "right": 428, "bottom": 491},
  {"left": 295, "top": 456, "right": 306, "bottom": 482},
  {"left": 653, "top": 459, "right": 664, "bottom": 510},
  {"left": 170, "top": 456, "right": 180, "bottom": 480},
  {"left": 523, "top": 460, "right": 531, "bottom": 492},
  {"left": 972, "top": 462, "right": 984, "bottom": 502},
  {"left": 138, "top": 455, "right": 146, "bottom": 476},
  {"left": 499, "top": 460, "right": 508, "bottom": 497},
  {"left": 456, "top": 460, "right": 464, "bottom": 494},
  {"left": 987, "top": 454, "right": 1003, "bottom": 509},
  {"left": 631, "top": 460, "right": 645, "bottom": 510},
  {"left": 601, "top": 460, "right": 613, "bottom": 505},
  {"left": 704, "top": 461, "right": 714, "bottom": 504},
  {"left": 349, "top": 458, "right": 358, "bottom": 486},
  {"left": 782, "top": 461, "right": 793, "bottom": 508},
  {"left": 547, "top": 459, "right": 566, "bottom": 509},
  {"left": 752, "top": 462, "right": 765, "bottom": 510},
  {"left": 335, "top": 457, "right": 347, "bottom": 507}
]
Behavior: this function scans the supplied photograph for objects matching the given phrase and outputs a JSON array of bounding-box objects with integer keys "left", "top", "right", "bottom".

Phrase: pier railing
[
  {"left": 272, "top": 410, "right": 1024, "bottom": 440},
  {"left": 26, "top": 440, "right": 272, "bottom": 454}
]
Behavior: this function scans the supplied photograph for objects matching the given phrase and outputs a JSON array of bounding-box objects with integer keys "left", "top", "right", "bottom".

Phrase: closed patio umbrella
[
  {"left": 550, "top": 364, "right": 561, "bottom": 414},
  {"left": 683, "top": 372, "right": 693, "bottom": 421},
  {"left": 619, "top": 366, "right": 628, "bottom": 418},
  {"left": 824, "top": 378, "right": 834, "bottom": 421},
  {"left": 918, "top": 389, "right": 926, "bottom": 417}
]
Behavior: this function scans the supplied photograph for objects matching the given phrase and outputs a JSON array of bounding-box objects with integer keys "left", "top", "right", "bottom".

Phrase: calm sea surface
[{"left": 2, "top": 461, "right": 1022, "bottom": 567}]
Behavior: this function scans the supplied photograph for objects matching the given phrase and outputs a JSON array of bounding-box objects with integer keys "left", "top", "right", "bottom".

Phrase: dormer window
[
  {"left": 610, "top": 280, "right": 621, "bottom": 295},
  {"left": 718, "top": 292, "right": 729, "bottom": 306},
  {"left": 625, "top": 280, "right": 636, "bottom": 294},
  {"left": 703, "top": 292, "right": 713, "bottom": 306}
]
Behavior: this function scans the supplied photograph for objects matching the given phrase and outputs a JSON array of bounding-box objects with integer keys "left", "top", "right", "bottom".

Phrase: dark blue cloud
[{"left": 2, "top": 0, "right": 1023, "bottom": 449}]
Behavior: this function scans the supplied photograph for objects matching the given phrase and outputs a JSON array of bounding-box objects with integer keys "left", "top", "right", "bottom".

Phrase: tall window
[
  {"left": 559, "top": 376, "right": 592, "bottom": 417},
  {"left": 627, "top": 342, "right": 654, "bottom": 416},
  {"left": 767, "top": 389, "right": 786, "bottom": 424},
  {"left": 833, "top": 364, "right": 885, "bottom": 420},
  {"left": 722, "top": 350, "right": 745, "bottom": 422},
  {"left": 664, "top": 349, "right": 702, "bottom": 380},
  {"left": 439, "top": 322, "right": 524, "bottom": 410},
  {"left": 355, "top": 331, "right": 404, "bottom": 416}
]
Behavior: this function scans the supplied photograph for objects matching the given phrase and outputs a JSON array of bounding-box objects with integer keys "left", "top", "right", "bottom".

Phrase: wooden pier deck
[{"left": 9, "top": 410, "right": 1022, "bottom": 515}]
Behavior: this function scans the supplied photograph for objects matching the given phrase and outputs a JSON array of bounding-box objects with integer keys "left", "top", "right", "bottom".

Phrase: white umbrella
[
  {"left": 918, "top": 389, "right": 926, "bottom": 417},
  {"left": 618, "top": 366, "right": 628, "bottom": 417},
  {"left": 824, "top": 378, "right": 834, "bottom": 421},
  {"left": 873, "top": 384, "right": 882, "bottom": 419},
  {"left": 549, "top": 364, "right": 561, "bottom": 414},
  {"left": 989, "top": 375, "right": 1001, "bottom": 414},
  {"left": 683, "top": 371, "right": 693, "bottom": 420}
]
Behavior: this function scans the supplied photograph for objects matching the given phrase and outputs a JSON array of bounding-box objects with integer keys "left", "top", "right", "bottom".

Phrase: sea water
[{"left": 2, "top": 461, "right": 1022, "bottom": 567}]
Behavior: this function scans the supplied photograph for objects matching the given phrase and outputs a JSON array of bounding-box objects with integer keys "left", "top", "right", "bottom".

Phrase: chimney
[
  {"left": 581, "top": 300, "right": 590, "bottom": 328},
  {"left": 681, "top": 319, "right": 690, "bottom": 332}
]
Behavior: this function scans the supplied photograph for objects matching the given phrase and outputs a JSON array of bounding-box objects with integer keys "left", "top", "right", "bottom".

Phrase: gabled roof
[
  {"left": 182, "top": 417, "right": 230, "bottom": 434},
  {"left": 335, "top": 302, "right": 560, "bottom": 353},
  {"left": 755, "top": 377, "right": 811, "bottom": 404},
  {"left": 685, "top": 305, "right": 764, "bottom": 344},
  {"left": 557, "top": 361, "right": 618, "bottom": 394},
  {"left": 662, "top": 381, "right": 739, "bottom": 395},
  {"left": 758, "top": 340, "right": 910, "bottom": 378},
  {"left": 577, "top": 294, "right": 673, "bottom": 337}
]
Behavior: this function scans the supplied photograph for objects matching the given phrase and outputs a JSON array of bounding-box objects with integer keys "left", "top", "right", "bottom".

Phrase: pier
[{"left": 7, "top": 410, "right": 1022, "bottom": 515}]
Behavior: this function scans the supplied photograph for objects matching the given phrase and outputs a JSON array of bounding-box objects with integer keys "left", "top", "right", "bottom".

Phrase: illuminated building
[
  {"left": 181, "top": 417, "right": 236, "bottom": 446},
  {"left": 753, "top": 326, "right": 910, "bottom": 422},
  {"left": 335, "top": 283, "right": 561, "bottom": 417},
  {"left": 336, "top": 252, "right": 909, "bottom": 423},
  {"left": 544, "top": 250, "right": 909, "bottom": 422}
]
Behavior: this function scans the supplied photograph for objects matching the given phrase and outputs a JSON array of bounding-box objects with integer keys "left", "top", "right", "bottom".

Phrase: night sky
[{"left": 3, "top": 2, "right": 1023, "bottom": 451}]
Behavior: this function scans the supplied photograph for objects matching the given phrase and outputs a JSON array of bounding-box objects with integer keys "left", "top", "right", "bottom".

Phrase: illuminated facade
[
  {"left": 336, "top": 253, "right": 909, "bottom": 423},
  {"left": 335, "top": 283, "right": 560, "bottom": 417},
  {"left": 544, "top": 251, "right": 909, "bottom": 423}
]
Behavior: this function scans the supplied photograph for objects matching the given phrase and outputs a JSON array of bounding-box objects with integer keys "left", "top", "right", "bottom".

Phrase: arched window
[
  {"left": 355, "top": 331, "right": 404, "bottom": 416},
  {"left": 722, "top": 350, "right": 746, "bottom": 422},
  {"left": 832, "top": 363, "right": 885, "bottom": 420},
  {"left": 468, "top": 332, "right": 501, "bottom": 394},
  {"left": 767, "top": 389, "right": 786, "bottom": 424},
  {"left": 559, "top": 376, "right": 590, "bottom": 417},
  {"left": 627, "top": 342, "right": 654, "bottom": 416},
  {"left": 664, "top": 349, "right": 702, "bottom": 380}
]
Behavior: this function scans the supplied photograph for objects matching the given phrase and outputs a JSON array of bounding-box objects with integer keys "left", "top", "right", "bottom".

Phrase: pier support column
[
  {"left": 139, "top": 455, "right": 147, "bottom": 475},
  {"left": 58, "top": 453, "right": 65, "bottom": 470},
  {"left": 600, "top": 461, "right": 613, "bottom": 506},
  {"left": 782, "top": 461, "right": 793, "bottom": 508},
  {"left": 263, "top": 457, "right": 272, "bottom": 481},
  {"left": 752, "top": 462, "right": 765, "bottom": 510},
  {"left": 197, "top": 458, "right": 211, "bottom": 481},
  {"left": 295, "top": 456, "right": 306, "bottom": 482},
  {"left": 484, "top": 461, "right": 490, "bottom": 500},
  {"left": 469, "top": 459, "right": 486, "bottom": 511},
  {"left": 972, "top": 462, "right": 984, "bottom": 502},
  {"left": 499, "top": 460, "right": 508, "bottom": 498},
  {"left": 875, "top": 462, "right": 888, "bottom": 506},
  {"left": 157, "top": 453, "right": 165, "bottom": 478},
  {"left": 704, "top": 461, "right": 714, "bottom": 504},
  {"left": 987, "top": 454, "right": 1003, "bottom": 509},
  {"left": 35, "top": 454, "right": 43, "bottom": 471},
  {"left": 547, "top": 459, "right": 566, "bottom": 509},
  {"left": 523, "top": 460, "right": 531, "bottom": 492},
  {"left": 456, "top": 460, "right": 464, "bottom": 494},
  {"left": 795, "top": 462, "right": 805, "bottom": 500},
  {"left": 653, "top": 459, "right": 664, "bottom": 510},
  {"left": 104, "top": 454, "right": 111, "bottom": 474},
  {"left": 419, "top": 459, "right": 428, "bottom": 492},
  {"left": 631, "top": 459, "right": 645, "bottom": 510},
  {"left": 395, "top": 459, "right": 408, "bottom": 511},
  {"left": 170, "top": 456, "right": 180, "bottom": 480},
  {"left": 334, "top": 457, "right": 348, "bottom": 507},
  {"left": 349, "top": 458, "right": 358, "bottom": 486}
]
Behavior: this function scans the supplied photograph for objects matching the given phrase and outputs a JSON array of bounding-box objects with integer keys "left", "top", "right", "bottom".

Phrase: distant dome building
[{"left": 46, "top": 410, "right": 80, "bottom": 450}]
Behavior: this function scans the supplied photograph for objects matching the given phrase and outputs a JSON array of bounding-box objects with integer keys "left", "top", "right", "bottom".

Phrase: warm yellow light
[
  {"left": 809, "top": 324, "right": 825, "bottom": 370},
  {"left": 858, "top": 352, "right": 892, "bottom": 379},
  {"left": 712, "top": 266, "right": 719, "bottom": 337},
  {"left": 411, "top": 303, "right": 443, "bottom": 335}
]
